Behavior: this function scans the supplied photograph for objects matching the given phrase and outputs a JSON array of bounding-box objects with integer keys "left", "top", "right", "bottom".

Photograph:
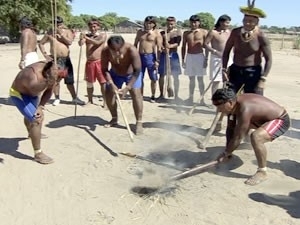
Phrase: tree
[
  {"left": 197, "top": 12, "right": 215, "bottom": 30},
  {"left": 0, "top": 0, "right": 72, "bottom": 39}
]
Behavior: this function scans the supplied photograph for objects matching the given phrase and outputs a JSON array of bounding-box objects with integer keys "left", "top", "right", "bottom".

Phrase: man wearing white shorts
[
  {"left": 205, "top": 14, "right": 232, "bottom": 96},
  {"left": 19, "top": 17, "right": 39, "bottom": 69},
  {"left": 182, "top": 15, "right": 208, "bottom": 106}
]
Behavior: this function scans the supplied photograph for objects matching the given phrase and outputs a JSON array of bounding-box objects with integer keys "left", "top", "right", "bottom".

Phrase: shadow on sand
[
  {"left": 249, "top": 191, "right": 300, "bottom": 218},
  {"left": 46, "top": 115, "right": 118, "bottom": 156},
  {"left": 0, "top": 137, "right": 32, "bottom": 161},
  {"left": 134, "top": 146, "right": 248, "bottom": 180},
  {"left": 267, "top": 159, "right": 300, "bottom": 180}
]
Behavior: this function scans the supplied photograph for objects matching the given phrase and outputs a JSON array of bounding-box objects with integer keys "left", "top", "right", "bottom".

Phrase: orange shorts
[{"left": 85, "top": 59, "right": 106, "bottom": 84}]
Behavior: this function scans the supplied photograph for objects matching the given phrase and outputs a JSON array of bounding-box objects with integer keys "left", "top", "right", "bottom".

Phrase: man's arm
[
  {"left": 127, "top": 46, "right": 142, "bottom": 89},
  {"left": 57, "top": 29, "right": 73, "bottom": 46},
  {"left": 225, "top": 110, "right": 250, "bottom": 155},
  {"left": 101, "top": 48, "right": 112, "bottom": 83},
  {"left": 85, "top": 32, "right": 107, "bottom": 46},
  {"left": 181, "top": 31, "right": 187, "bottom": 62},
  {"left": 222, "top": 30, "right": 235, "bottom": 69},
  {"left": 38, "top": 34, "right": 50, "bottom": 59},
  {"left": 133, "top": 30, "right": 141, "bottom": 48},
  {"left": 204, "top": 30, "right": 216, "bottom": 55},
  {"left": 20, "top": 30, "right": 29, "bottom": 61},
  {"left": 155, "top": 31, "right": 163, "bottom": 63},
  {"left": 259, "top": 33, "right": 272, "bottom": 78},
  {"left": 39, "top": 86, "right": 53, "bottom": 107}
]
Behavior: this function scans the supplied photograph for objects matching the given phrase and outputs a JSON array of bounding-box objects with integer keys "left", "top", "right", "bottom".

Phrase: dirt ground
[{"left": 0, "top": 33, "right": 300, "bottom": 225}]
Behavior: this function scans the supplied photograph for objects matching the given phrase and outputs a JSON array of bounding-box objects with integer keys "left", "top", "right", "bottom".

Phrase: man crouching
[{"left": 9, "top": 61, "right": 58, "bottom": 164}]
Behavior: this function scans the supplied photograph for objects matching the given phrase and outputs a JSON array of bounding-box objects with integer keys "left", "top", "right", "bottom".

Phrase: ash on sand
[{"left": 130, "top": 167, "right": 179, "bottom": 198}]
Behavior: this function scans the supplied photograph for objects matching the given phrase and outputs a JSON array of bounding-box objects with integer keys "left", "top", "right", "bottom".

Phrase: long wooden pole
[
  {"left": 115, "top": 91, "right": 134, "bottom": 142},
  {"left": 170, "top": 160, "right": 219, "bottom": 181}
]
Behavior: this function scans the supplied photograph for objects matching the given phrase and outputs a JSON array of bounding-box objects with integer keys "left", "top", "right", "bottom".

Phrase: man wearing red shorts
[
  {"left": 79, "top": 19, "right": 107, "bottom": 106},
  {"left": 212, "top": 88, "right": 290, "bottom": 186}
]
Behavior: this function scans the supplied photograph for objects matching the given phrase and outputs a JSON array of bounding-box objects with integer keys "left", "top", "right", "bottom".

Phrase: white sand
[{"left": 0, "top": 34, "right": 300, "bottom": 225}]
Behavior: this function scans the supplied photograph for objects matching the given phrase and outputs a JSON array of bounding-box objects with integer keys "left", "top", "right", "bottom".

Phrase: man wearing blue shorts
[
  {"left": 158, "top": 16, "right": 182, "bottom": 102},
  {"left": 134, "top": 16, "right": 162, "bottom": 102},
  {"left": 101, "top": 35, "right": 144, "bottom": 135},
  {"left": 9, "top": 61, "right": 58, "bottom": 164}
]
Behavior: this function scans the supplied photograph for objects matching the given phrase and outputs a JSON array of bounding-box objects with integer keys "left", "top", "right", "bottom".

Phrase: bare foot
[
  {"left": 135, "top": 121, "right": 143, "bottom": 135},
  {"left": 34, "top": 152, "right": 54, "bottom": 164},
  {"left": 244, "top": 171, "right": 267, "bottom": 186},
  {"left": 104, "top": 118, "right": 118, "bottom": 128}
]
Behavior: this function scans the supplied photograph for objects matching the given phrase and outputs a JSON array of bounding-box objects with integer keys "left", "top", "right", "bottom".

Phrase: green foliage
[
  {"left": 0, "top": 0, "right": 72, "bottom": 39},
  {"left": 196, "top": 12, "right": 215, "bottom": 30},
  {"left": 181, "top": 12, "right": 215, "bottom": 30}
]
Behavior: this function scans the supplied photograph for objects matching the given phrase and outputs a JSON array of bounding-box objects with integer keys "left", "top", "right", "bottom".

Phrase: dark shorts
[
  {"left": 261, "top": 113, "right": 290, "bottom": 140},
  {"left": 108, "top": 69, "right": 142, "bottom": 89},
  {"left": 57, "top": 56, "right": 74, "bottom": 85},
  {"left": 228, "top": 64, "right": 262, "bottom": 94},
  {"left": 158, "top": 52, "right": 181, "bottom": 76},
  {"left": 140, "top": 53, "right": 158, "bottom": 81}
]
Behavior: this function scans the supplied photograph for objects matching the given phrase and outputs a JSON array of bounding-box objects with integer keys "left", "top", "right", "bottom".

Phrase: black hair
[
  {"left": 214, "top": 14, "right": 231, "bottom": 29},
  {"left": 167, "top": 16, "right": 176, "bottom": 22},
  {"left": 144, "top": 16, "right": 157, "bottom": 29},
  {"left": 42, "top": 61, "right": 54, "bottom": 78},
  {"left": 88, "top": 18, "right": 100, "bottom": 26},
  {"left": 189, "top": 15, "right": 200, "bottom": 22},
  {"left": 212, "top": 87, "right": 237, "bottom": 103},
  {"left": 107, "top": 35, "right": 125, "bottom": 48},
  {"left": 19, "top": 16, "right": 33, "bottom": 28},
  {"left": 54, "top": 16, "right": 64, "bottom": 24}
]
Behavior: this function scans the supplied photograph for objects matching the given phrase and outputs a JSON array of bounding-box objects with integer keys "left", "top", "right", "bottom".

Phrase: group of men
[{"left": 9, "top": 1, "right": 291, "bottom": 186}]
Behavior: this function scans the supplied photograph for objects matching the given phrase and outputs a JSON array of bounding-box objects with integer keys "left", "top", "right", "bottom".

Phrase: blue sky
[{"left": 71, "top": 0, "right": 299, "bottom": 27}]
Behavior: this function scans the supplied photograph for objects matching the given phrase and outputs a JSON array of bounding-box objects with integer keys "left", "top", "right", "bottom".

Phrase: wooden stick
[
  {"left": 198, "top": 84, "right": 245, "bottom": 149},
  {"left": 198, "top": 111, "right": 222, "bottom": 149},
  {"left": 74, "top": 45, "right": 82, "bottom": 119},
  {"left": 115, "top": 91, "right": 134, "bottom": 142},
  {"left": 188, "top": 66, "right": 221, "bottom": 115},
  {"left": 120, "top": 152, "right": 188, "bottom": 171},
  {"left": 170, "top": 160, "right": 219, "bottom": 181}
]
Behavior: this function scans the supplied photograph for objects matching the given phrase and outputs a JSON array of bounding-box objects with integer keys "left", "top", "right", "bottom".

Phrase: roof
[{"left": 115, "top": 20, "right": 143, "bottom": 28}]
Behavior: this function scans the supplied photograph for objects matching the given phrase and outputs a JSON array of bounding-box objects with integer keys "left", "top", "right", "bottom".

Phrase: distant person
[
  {"left": 181, "top": 15, "right": 208, "bottom": 106},
  {"left": 204, "top": 14, "right": 232, "bottom": 95},
  {"left": 102, "top": 35, "right": 144, "bottom": 135},
  {"left": 212, "top": 87, "right": 290, "bottom": 185},
  {"left": 158, "top": 16, "right": 182, "bottom": 102},
  {"left": 78, "top": 19, "right": 107, "bottom": 106},
  {"left": 9, "top": 61, "right": 58, "bottom": 164},
  {"left": 204, "top": 14, "right": 232, "bottom": 132},
  {"left": 38, "top": 16, "right": 85, "bottom": 106},
  {"left": 134, "top": 16, "right": 162, "bottom": 102},
  {"left": 222, "top": 1, "right": 272, "bottom": 95},
  {"left": 18, "top": 17, "right": 38, "bottom": 69}
]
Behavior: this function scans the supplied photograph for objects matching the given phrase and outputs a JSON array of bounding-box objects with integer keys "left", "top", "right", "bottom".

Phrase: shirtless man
[
  {"left": 212, "top": 87, "right": 290, "bottom": 185},
  {"left": 102, "top": 35, "right": 143, "bottom": 134},
  {"left": 204, "top": 14, "right": 231, "bottom": 132},
  {"left": 222, "top": 4, "right": 272, "bottom": 95},
  {"left": 204, "top": 14, "right": 231, "bottom": 95},
  {"left": 18, "top": 17, "right": 38, "bottom": 69},
  {"left": 158, "top": 16, "right": 182, "bottom": 101},
  {"left": 78, "top": 19, "right": 107, "bottom": 106},
  {"left": 38, "top": 16, "right": 85, "bottom": 106},
  {"left": 134, "top": 16, "right": 162, "bottom": 102},
  {"left": 182, "top": 15, "right": 208, "bottom": 106},
  {"left": 9, "top": 61, "right": 58, "bottom": 164}
]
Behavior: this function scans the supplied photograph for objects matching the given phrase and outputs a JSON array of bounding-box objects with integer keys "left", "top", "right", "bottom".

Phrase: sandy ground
[{"left": 0, "top": 33, "right": 300, "bottom": 225}]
